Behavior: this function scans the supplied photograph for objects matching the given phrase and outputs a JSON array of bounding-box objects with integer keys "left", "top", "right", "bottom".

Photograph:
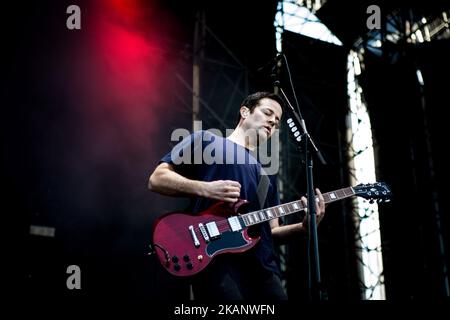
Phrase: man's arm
[
  {"left": 270, "top": 189, "right": 325, "bottom": 245},
  {"left": 270, "top": 219, "right": 306, "bottom": 244},
  {"left": 148, "top": 162, "right": 241, "bottom": 203}
]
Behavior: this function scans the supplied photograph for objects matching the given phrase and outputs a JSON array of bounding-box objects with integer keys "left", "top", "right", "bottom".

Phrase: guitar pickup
[
  {"left": 227, "top": 216, "right": 242, "bottom": 232},
  {"left": 205, "top": 222, "right": 220, "bottom": 239}
]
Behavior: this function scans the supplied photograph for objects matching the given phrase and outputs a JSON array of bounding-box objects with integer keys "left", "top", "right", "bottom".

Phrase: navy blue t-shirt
[{"left": 159, "top": 130, "right": 281, "bottom": 276}]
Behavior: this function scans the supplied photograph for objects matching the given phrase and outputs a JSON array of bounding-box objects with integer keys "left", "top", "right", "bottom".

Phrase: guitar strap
[{"left": 256, "top": 171, "right": 270, "bottom": 209}]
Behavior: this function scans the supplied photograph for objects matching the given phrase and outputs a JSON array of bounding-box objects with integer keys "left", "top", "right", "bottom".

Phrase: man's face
[{"left": 242, "top": 98, "right": 282, "bottom": 141}]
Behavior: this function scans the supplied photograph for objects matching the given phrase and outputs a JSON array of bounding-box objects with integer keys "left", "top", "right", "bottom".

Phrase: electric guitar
[{"left": 151, "top": 182, "right": 391, "bottom": 277}]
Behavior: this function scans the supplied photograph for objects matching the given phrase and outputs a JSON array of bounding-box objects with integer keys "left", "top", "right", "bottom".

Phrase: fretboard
[{"left": 241, "top": 187, "right": 355, "bottom": 226}]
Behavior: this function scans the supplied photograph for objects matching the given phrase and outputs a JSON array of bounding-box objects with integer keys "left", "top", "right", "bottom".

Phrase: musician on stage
[{"left": 148, "top": 91, "right": 326, "bottom": 300}]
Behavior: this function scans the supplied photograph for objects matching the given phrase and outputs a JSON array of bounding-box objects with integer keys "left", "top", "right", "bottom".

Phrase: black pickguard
[{"left": 205, "top": 231, "right": 251, "bottom": 256}]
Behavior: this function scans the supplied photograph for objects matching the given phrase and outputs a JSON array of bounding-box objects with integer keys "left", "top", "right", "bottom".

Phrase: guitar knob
[
  {"left": 174, "top": 264, "right": 181, "bottom": 271},
  {"left": 183, "top": 254, "right": 190, "bottom": 262},
  {"left": 186, "top": 262, "right": 194, "bottom": 270},
  {"left": 172, "top": 256, "right": 179, "bottom": 263}
]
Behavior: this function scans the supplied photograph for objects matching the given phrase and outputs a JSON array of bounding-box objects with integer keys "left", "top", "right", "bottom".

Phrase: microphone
[
  {"left": 257, "top": 53, "right": 283, "bottom": 73},
  {"left": 271, "top": 54, "right": 283, "bottom": 86},
  {"left": 273, "top": 53, "right": 283, "bottom": 63}
]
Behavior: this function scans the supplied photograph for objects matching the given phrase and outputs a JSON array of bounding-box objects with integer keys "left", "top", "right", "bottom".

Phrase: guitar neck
[{"left": 241, "top": 187, "right": 355, "bottom": 226}]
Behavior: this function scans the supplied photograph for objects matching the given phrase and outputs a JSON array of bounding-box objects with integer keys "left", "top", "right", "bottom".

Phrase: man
[{"left": 148, "top": 91, "right": 325, "bottom": 300}]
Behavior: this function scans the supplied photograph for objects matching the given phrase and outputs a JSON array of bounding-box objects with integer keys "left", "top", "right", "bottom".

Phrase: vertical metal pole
[
  {"left": 417, "top": 71, "right": 450, "bottom": 297},
  {"left": 190, "top": 9, "right": 205, "bottom": 300},
  {"left": 193, "top": 10, "right": 205, "bottom": 132}
]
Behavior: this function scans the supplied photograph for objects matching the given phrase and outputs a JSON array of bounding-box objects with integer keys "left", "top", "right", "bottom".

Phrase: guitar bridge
[{"left": 198, "top": 223, "right": 210, "bottom": 242}]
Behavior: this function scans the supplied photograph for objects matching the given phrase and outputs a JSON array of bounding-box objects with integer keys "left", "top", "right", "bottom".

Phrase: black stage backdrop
[{"left": 361, "top": 39, "right": 450, "bottom": 300}]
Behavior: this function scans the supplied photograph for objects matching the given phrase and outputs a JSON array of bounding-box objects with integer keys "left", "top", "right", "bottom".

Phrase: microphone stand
[{"left": 273, "top": 77, "right": 327, "bottom": 302}]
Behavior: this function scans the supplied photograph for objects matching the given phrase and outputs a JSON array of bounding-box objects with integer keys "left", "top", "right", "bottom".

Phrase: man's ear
[{"left": 240, "top": 106, "right": 250, "bottom": 118}]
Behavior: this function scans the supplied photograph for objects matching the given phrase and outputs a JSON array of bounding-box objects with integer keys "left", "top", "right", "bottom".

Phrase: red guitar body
[
  {"left": 151, "top": 182, "right": 392, "bottom": 277},
  {"left": 152, "top": 199, "right": 258, "bottom": 277}
]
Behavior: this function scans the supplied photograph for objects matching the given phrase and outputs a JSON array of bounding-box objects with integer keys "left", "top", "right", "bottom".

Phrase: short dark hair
[{"left": 236, "top": 91, "right": 284, "bottom": 125}]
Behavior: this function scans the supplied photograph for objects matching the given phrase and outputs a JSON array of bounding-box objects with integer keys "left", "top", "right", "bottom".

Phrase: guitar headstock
[{"left": 354, "top": 182, "right": 392, "bottom": 203}]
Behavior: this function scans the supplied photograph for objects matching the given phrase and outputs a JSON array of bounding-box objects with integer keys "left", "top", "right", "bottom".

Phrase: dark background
[{"left": 4, "top": 0, "right": 449, "bottom": 310}]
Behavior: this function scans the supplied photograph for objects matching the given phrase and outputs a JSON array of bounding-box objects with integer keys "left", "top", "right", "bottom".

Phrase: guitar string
[
  {"left": 192, "top": 203, "right": 306, "bottom": 233},
  {"left": 190, "top": 187, "right": 388, "bottom": 242},
  {"left": 191, "top": 190, "right": 351, "bottom": 234},
  {"left": 191, "top": 194, "right": 330, "bottom": 232}
]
